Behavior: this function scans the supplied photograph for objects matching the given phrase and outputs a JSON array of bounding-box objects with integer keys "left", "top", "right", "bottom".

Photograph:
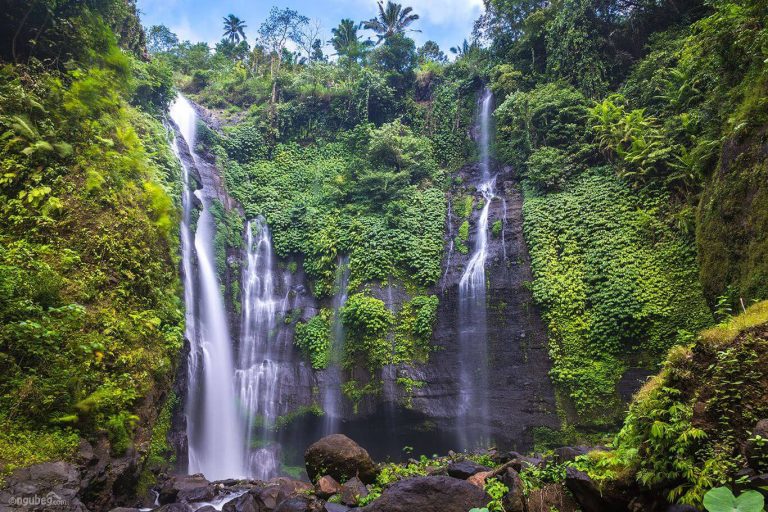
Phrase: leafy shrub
[
  {"left": 295, "top": 310, "right": 332, "bottom": 369},
  {"left": 525, "top": 146, "right": 573, "bottom": 192}
]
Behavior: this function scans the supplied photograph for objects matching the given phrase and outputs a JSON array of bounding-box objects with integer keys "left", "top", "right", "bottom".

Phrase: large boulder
[
  {"left": 222, "top": 492, "right": 268, "bottom": 512},
  {"left": 324, "top": 504, "right": 351, "bottom": 512},
  {"left": 564, "top": 467, "right": 631, "bottom": 512},
  {"left": 158, "top": 474, "right": 214, "bottom": 504},
  {"left": 0, "top": 461, "right": 88, "bottom": 512},
  {"left": 272, "top": 495, "right": 325, "bottom": 512},
  {"left": 304, "top": 435, "right": 378, "bottom": 484},
  {"left": 361, "top": 476, "right": 488, "bottom": 512},
  {"left": 497, "top": 467, "right": 526, "bottom": 512},
  {"left": 446, "top": 460, "right": 490, "bottom": 480},
  {"left": 553, "top": 446, "right": 592, "bottom": 463},
  {"left": 258, "top": 477, "right": 313, "bottom": 509}
]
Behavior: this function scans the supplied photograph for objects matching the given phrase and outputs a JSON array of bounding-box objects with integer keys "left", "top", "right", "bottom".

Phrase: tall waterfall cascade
[
  {"left": 457, "top": 87, "right": 495, "bottom": 449},
  {"left": 236, "top": 218, "right": 288, "bottom": 480},
  {"left": 170, "top": 96, "right": 246, "bottom": 480}
]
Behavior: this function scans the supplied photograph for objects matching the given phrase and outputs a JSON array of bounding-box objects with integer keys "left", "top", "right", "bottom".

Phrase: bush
[
  {"left": 295, "top": 310, "right": 332, "bottom": 369},
  {"left": 525, "top": 146, "right": 573, "bottom": 192}
]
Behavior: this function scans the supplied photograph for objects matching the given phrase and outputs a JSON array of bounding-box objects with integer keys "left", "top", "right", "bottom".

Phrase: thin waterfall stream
[
  {"left": 322, "top": 256, "right": 350, "bottom": 435},
  {"left": 457, "top": 87, "right": 495, "bottom": 449}
]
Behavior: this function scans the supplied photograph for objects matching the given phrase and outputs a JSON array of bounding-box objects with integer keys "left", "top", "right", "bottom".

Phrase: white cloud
[
  {"left": 408, "top": 0, "right": 484, "bottom": 26},
  {"left": 355, "top": 0, "right": 483, "bottom": 27}
]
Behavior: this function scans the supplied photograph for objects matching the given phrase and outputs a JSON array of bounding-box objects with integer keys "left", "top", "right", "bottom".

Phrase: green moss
[
  {"left": 274, "top": 404, "right": 323, "bottom": 431},
  {"left": 523, "top": 167, "right": 712, "bottom": 421},
  {"left": 582, "top": 301, "right": 768, "bottom": 506},
  {"left": 696, "top": 130, "right": 768, "bottom": 306},
  {"left": 0, "top": 53, "right": 183, "bottom": 471},
  {"left": 341, "top": 380, "right": 381, "bottom": 414},
  {"left": 491, "top": 219, "right": 502, "bottom": 238},
  {"left": 295, "top": 309, "right": 332, "bottom": 369}
]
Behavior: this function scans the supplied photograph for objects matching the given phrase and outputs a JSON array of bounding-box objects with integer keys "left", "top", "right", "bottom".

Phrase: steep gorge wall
[
  {"left": 697, "top": 127, "right": 768, "bottom": 305},
  {"left": 409, "top": 162, "right": 559, "bottom": 450}
]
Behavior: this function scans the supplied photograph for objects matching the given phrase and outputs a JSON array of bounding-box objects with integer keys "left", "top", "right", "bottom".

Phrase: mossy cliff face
[
  {"left": 410, "top": 162, "right": 559, "bottom": 449},
  {"left": 575, "top": 301, "right": 768, "bottom": 508},
  {"left": 697, "top": 126, "right": 768, "bottom": 305}
]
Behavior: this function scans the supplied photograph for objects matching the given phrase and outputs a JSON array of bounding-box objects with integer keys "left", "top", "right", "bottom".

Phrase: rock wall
[{"left": 406, "top": 162, "right": 560, "bottom": 450}]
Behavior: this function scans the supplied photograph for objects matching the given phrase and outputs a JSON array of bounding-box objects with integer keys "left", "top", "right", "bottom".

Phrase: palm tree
[
  {"left": 363, "top": 1, "right": 420, "bottom": 44},
  {"left": 450, "top": 39, "right": 476, "bottom": 56},
  {"left": 222, "top": 14, "right": 247, "bottom": 43},
  {"left": 330, "top": 19, "right": 373, "bottom": 61}
]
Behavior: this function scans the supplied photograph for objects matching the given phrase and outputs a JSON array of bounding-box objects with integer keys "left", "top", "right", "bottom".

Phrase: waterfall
[
  {"left": 322, "top": 256, "right": 350, "bottom": 435},
  {"left": 235, "top": 218, "right": 284, "bottom": 480},
  {"left": 170, "top": 95, "right": 246, "bottom": 481},
  {"left": 457, "top": 87, "right": 495, "bottom": 449}
]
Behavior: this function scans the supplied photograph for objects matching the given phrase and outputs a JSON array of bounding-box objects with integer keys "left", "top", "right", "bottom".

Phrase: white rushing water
[
  {"left": 170, "top": 95, "right": 246, "bottom": 481},
  {"left": 236, "top": 218, "right": 283, "bottom": 480},
  {"left": 457, "top": 87, "right": 495, "bottom": 449}
]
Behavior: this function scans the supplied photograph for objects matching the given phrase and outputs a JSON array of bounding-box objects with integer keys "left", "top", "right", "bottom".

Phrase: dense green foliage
[
  {"left": 523, "top": 167, "right": 711, "bottom": 418},
  {"left": 482, "top": 0, "right": 768, "bottom": 426},
  {"left": 576, "top": 301, "right": 768, "bottom": 506},
  {"left": 0, "top": 1, "right": 181, "bottom": 476}
]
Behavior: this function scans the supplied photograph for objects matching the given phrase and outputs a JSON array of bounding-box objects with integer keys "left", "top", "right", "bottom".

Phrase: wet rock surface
[
  {"left": 304, "top": 435, "right": 378, "bottom": 484},
  {"left": 360, "top": 476, "right": 488, "bottom": 512},
  {"left": 410, "top": 164, "right": 560, "bottom": 449},
  {"left": 446, "top": 460, "right": 490, "bottom": 479}
]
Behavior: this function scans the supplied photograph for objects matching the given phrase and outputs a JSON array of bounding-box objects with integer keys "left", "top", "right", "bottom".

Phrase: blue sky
[{"left": 136, "top": 0, "right": 484, "bottom": 58}]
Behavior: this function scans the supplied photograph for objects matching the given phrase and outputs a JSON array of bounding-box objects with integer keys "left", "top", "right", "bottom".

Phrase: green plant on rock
[
  {"left": 295, "top": 309, "right": 332, "bottom": 369},
  {"left": 342, "top": 293, "right": 394, "bottom": 372},
  {"left": 491, "top": 220, "right": 502, "bottom": 238},
  {"left": 484, "top": 478, "right": 509, "bottom": 512}
]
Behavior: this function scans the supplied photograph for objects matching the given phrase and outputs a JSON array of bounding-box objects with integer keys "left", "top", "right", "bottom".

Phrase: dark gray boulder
[
  {"left": 339, "top": 476, "right": 368, "bottom": 506},
  {"left": 564, "top": 467, "right": 631, "bottom": 512},
  {"left": 272, "top": 495, "right": 325, "bottom": 512},
  {"left": 324, "top": 504, "right": 351, "bottom": 512},
  {"left": 0, "top": 461, "right": 88, "bottom": 512},
  {"left": 361, "top": 476, "right": 487, "bottom": 512},
  {"left": 222, "top": 492, "right": 269, "bottom": 512},
  {"left": 304, "top": 435, "right": 378, "bottom": 484},
  {"left": 446, "top": 460, "right": 490, "bottom": 480},
  {"left": 158, "top": 474, "right": 213, "bottom": 504},
  {"left": 497, "top": 467, "right": 525, "bottom": 512},
  {"left": 553, "top": 446, "right": 592, "bottom": 463}
]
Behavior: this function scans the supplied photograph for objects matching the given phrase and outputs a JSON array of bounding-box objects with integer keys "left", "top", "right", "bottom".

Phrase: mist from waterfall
[{"left": 457, "top": 87, "right": 495, "bottom": 449}]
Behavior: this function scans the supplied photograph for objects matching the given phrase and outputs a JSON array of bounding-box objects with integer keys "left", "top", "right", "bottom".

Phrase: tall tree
[
  {"left": 363, "top": 1, "right": 420, "bottom": 44},
  {"left": 330, "top": 19, "right": 373, "bottom": 63},
  {"left": 297, "top": 19, "right": 324, "bottom": 62},
  {"left": 258, "top": 7, "right": 309, "bottom": 103},
  {"left": 147, "top": 25, "right": 178, "bottom": 54},
  {"left": 450, "top": 39, "right": 479, "bottom": 56},
  {"left": 546, "top": 0, "right": 607, "bottom": 98},
  {"left": 417, "top": 40, "right": 447, "bottom": 63},
  {"left": 222, "top": 14, "right": 247, "bottom": 43}
]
